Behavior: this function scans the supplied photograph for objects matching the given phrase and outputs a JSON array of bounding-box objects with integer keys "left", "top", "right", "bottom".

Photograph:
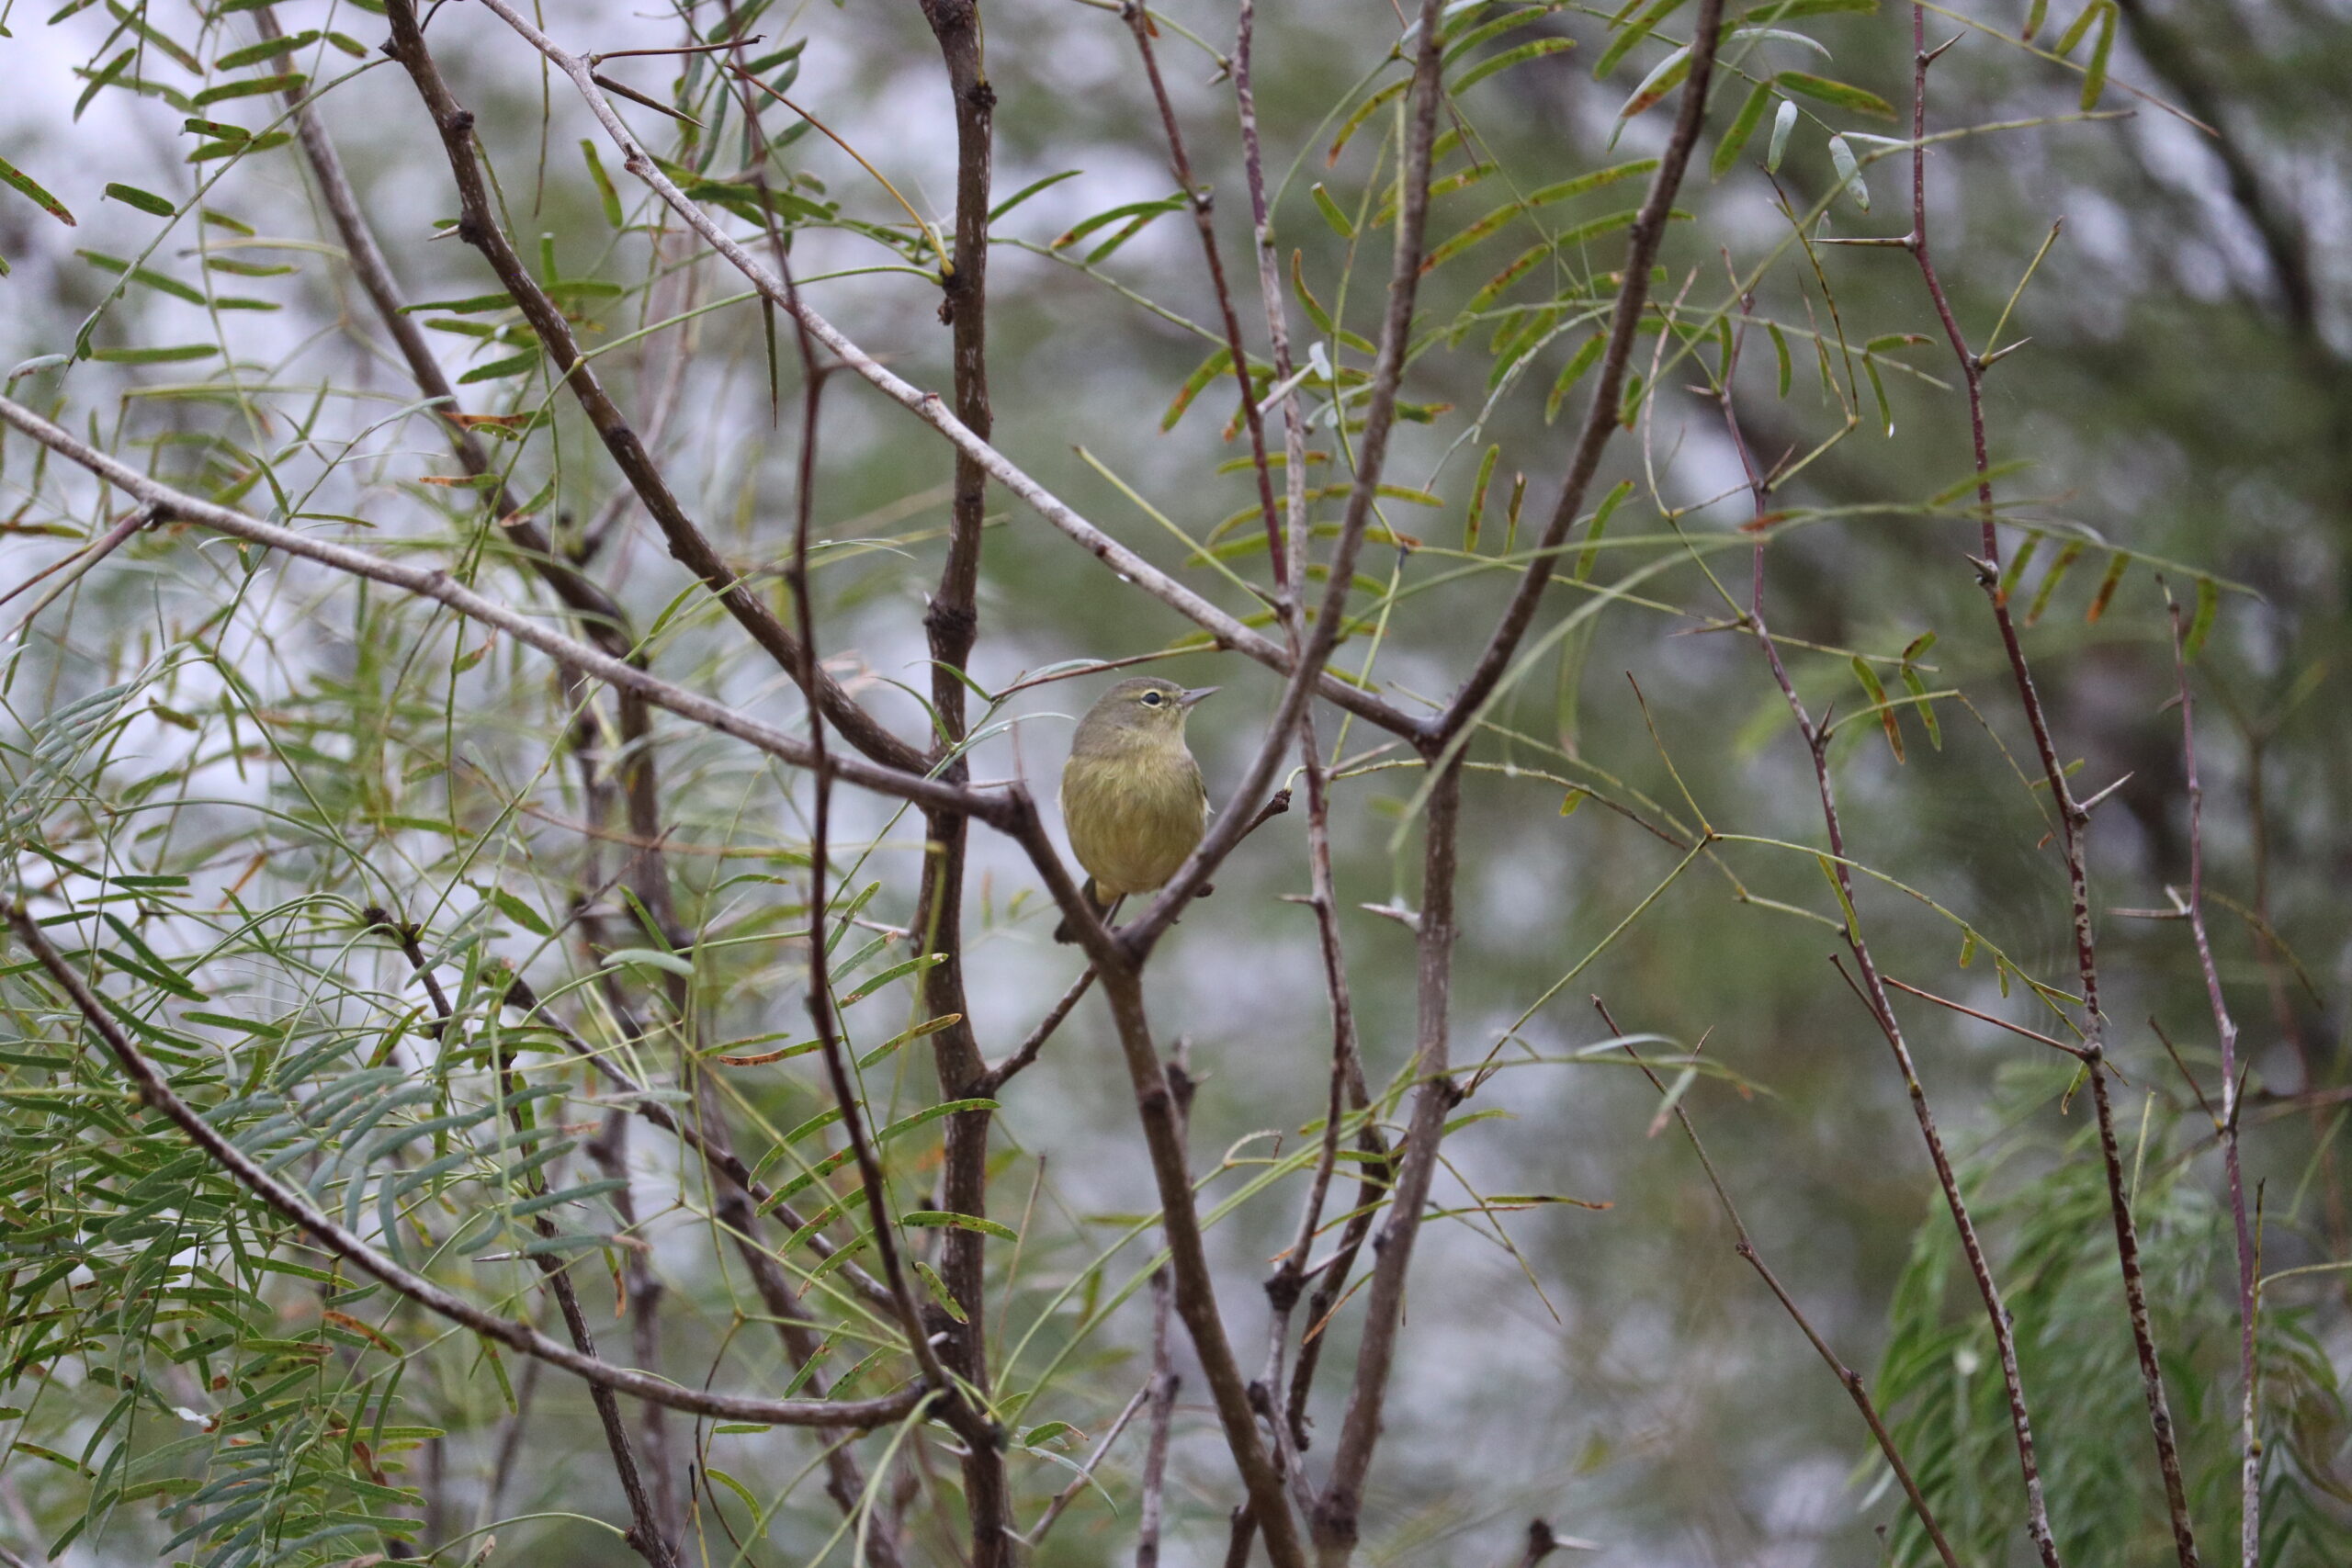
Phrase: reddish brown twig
[
  {"left": 1719, "top": 275, "right": 2064, "bottom": 1563},
  {"left": 2168, "top": 591, "right": 2260, "bottom": 1566},
  {"left": 1883, "top": 976, "right": 2086, "bottom": 1059},
  {"left": 1896, "top": 10, "right": 2197, "bottom": 1559}
]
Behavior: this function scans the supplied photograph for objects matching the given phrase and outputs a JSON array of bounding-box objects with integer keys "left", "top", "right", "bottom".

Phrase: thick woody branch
[
  {"left": 464, "top": 0, "right": 1422, "bottom": 743},
  {"left": 1310, "top": 759, "right": 1460, "bottom": 1564},
  {"left": 1093, "top": 962, "right": 1307, "bottom": 1568},
  {"left": 904, "top": 4, "right": 1014, "bottom": 1554},
  {"left": 6, "top": 908, "right": 924, "bottom": 1431},
  {"left": 380, "top": 0, "right": 926, "bottom": 778},
  {"left": 1438, "top": 0, "right": 1726, "bottom": 739}
]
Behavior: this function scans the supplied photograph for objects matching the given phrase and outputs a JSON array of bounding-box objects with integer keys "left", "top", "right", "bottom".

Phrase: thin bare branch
[
  {"left": 1899, "top": 11, "right": 2196, "bottom": 1557},
  {"left": 2168, "top": 592, "right": 2261, "bottom": 1567},
  {"left": 1592, "top": 999, "right": 1959, "bottom": 1567},
  {"left": 1720, "top": 285, "right": 2064, "bottom": 1564},
  {"left": 1136, "top": 1250, "right": 1180, "bottom": 1568}
]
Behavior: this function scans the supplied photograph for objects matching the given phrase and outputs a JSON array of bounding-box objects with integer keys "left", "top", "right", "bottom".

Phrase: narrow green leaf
[
  {"left": 1997, "top": 532, "right": 2041, "bottom": 599},
  {"left": 1595, "top": 0, "right": 1690, "bottom": 79},
  {"left": 1161, "top": 345, "right": 1234, "bottom": 433},
  {"left": 914, "top": 1259, "right": 968, "bottom": 1322},
  {"left": 989, "top": 168, "right": 1081, "bottom": 221},
  {"left": 1826, "top": 133, "right": 1869, "bottom": 210},
  {"left": 2024, "top": 539, "right": 2084, "bottom": 626},
  {"left": 1525, "top": 159, "right": 1659, "bottom": 207},
  {"left": 2181, "top": 576, "right": 2218, "bottom": 660},
  {"left": 1713, "top": 79, "right": 1777, "bottom": 179},
  {"left": 602, "top": 945, "right": 695, "bottom": 977},
  {"left": 1452, "top": 36, "right": 1577, "bottom": 96},
  {"left": 0, "top": 153, "right": 75, "bottom": 225},
  {"left": 1740, "top": 0, "right": 1877, "bottom": 16},
  {"left": 1576, "top": 479, "right": 1634, "bottom": 581},
  {"left": 103, "top": 182, "right": 175, "bottom": 217},
  {"left": 1816, "top": 854, "right": 1860, "bottom": 941},
  {"left": 899, "top": 1210, "right": 1017, "bottom": 1241},
  {"left": 2083, "top": 550, "right": 2129, "bottom": 623},
  {"left": 1328, "top": 79, "right": 1407, "bottom": 166},
  {"left": 81, "top": 250, "right": 204, "bottom": 303},
  {"left": 1898, "top": 665, "right": 1940, "bottom": 750},
  {"left": 580, "top": 140, "right": 624, "bottom": 228},
  {"left": 190, "top": 73, "right": 306, "bottom": 108},
  {"left": 1311, "top": 182, "right": 1355, "bottom": 238},
  {"left": 1775, "top": 71, "right": 1894, "bottom": 117},
  {"left": 1444, "top": 3, "right": 1560, "bottom": 63},
  {"left": 88, "top": 344, "right": 218, "bottom": 364},
  {"left": 2079, "top": 0, "right": 2115, "bottom": 109},
  {"left": 188, "top": 130, "right": 291, "bottom": 164},
  {"left": 1851, "top": 657, "right": 1903, "bottom": 762},
  {"left": 2054, "top": 0, "right": 2100, "bottom": 56},
  {"left": 1617, "top": 45, "right": 1690, "bottom": 119},
  {"left": 485, "top": 887, "right": 552, "bottom": 937},
  {"left": 457, "top": 350, "right": 539, "bottom": 384},
  {"left": 1544, "top": 333, "right": 1607, "bottom": 423},
  {"left": 218, "top": 32, "right": 317, "bottom": 71},
  {"left": 1464, "top": 445, "right": 1499, "bottom": 550}
]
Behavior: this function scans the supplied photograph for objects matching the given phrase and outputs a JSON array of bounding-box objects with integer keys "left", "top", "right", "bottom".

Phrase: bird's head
[{"left": 1076, "top": 676, "right": 1216, "bottom": 747}]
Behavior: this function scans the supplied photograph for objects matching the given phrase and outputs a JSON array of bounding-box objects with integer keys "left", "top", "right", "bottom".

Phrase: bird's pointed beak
[{"left": 1178, "top": 685, "right": 1219, "bottom": 709}]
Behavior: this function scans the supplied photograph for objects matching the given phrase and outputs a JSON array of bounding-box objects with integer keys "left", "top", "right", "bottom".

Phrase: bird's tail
[{"left": 1053, "top": 879, "right": 1117, "bottom": 945}]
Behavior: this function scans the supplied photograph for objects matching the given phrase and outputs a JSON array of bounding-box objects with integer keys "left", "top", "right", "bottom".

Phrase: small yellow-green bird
[{"left": 1054, "top": 676, "right": 1216, "bottom": 942}]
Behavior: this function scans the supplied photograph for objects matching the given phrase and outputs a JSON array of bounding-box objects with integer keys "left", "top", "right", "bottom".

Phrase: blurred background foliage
[{"left": 0, "top": 0, "right": 2346, "bottom": 1562}]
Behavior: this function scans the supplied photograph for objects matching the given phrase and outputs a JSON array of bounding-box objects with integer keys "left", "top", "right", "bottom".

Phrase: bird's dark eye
[{"left": 1140, "top": 691, "right": 1163, "bottom": 706}]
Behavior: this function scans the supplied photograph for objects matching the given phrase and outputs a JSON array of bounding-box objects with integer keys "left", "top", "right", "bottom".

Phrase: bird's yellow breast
[{"left": 1060, "top": 737, "right": 1207, "bottom": 898}]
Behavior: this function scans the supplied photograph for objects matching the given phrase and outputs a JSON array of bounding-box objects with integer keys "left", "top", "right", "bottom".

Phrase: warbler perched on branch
[{"left": 1054, "top": 676, "right": 1216, "bottom": 943}]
